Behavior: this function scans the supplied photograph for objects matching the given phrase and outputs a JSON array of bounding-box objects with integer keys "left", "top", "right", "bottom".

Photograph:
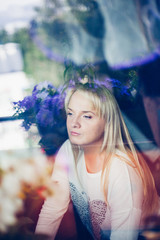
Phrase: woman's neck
[{"left": 83, "top": 145, "right": 105, "bottom": 173}]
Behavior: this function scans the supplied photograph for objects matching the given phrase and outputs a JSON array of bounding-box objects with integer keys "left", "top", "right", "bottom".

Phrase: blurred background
[{"left": 0, "top": 0, "right": 160, "bottom": 239}]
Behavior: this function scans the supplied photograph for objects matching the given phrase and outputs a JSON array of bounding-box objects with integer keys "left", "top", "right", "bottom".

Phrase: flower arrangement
[
  {"left": 0, "top": 148, "right": 54, "bottom": 233},
  {"left": 13, "top": 81, "right": 65, "bottom": 130},
  {"left": 13, "top": 81, "right": 68, "bottom": 156},
  {"left": 64, "top": 63, "right": 138, "bottom": 103}
]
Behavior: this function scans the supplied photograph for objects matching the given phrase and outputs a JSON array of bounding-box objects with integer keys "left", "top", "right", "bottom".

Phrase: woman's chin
[
  {"left": 69, "top": 138, "right": 80, "bottom": 145},
  {"left": 69, "top": 136, "right": 82, "bottom": 145}
]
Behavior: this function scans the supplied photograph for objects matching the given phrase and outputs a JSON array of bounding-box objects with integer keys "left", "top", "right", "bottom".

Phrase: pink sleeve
[
  {"left": 35, "top": 142, "right": 71, "bottom": 239},
  {"left": 108, "top": 157, "right": 143, "bottom": 240}
]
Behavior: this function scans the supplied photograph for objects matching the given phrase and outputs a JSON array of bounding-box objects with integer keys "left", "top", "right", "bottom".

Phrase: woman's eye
[
  {"left": 84, "top": 115, "right": 92, "bottom": 119},
  {"left": 67, "top": 112, "right": 72, "bottom": 116}
]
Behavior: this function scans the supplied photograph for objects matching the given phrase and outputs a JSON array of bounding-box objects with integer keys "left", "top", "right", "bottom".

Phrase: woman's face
[{"left": 66, "top": 90, "right": 105, "bottom": 148}]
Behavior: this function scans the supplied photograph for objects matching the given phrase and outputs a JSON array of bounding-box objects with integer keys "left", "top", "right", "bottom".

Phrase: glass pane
[{"left": 0, "top": 120, "right": 40, "bottom": 151}]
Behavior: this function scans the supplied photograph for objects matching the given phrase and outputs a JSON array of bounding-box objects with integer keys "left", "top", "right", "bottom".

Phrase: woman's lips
[{"left": 70, "top": 131, "right": 80, "bottom": 136}]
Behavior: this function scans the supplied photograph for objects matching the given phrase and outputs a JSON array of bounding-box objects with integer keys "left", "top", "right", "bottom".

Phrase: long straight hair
[{"left": 65, "top": 83, "right": 159, "bottom": 218}]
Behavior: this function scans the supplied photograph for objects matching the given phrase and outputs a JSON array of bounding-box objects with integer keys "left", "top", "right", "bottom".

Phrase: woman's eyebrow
[
  {"left": 67, "top": 107, "right": 73, "bottom": 111},
  {"left": 82, "top": 111, "right": 96, "bottom": 115},
  {"left": 67, "top": 107, "right": 96, "bottom": 115}
]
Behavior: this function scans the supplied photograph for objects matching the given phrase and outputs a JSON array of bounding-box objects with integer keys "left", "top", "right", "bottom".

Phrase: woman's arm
[
  {"left": 108, "top": 157, "right": 144, "bottom": 240},
  {"left": 35, "top": 143, "right": 71, "bottom": 239}
]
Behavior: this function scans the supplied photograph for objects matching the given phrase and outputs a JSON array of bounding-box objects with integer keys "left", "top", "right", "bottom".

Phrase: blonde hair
[{"left": 65, "top": 83, "right": 159, "bottom": 218}]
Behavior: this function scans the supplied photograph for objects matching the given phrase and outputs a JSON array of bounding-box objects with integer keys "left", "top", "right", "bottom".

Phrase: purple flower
[
  {"left": 21, "top": 121, "right": 32, "bottom": 131},
  {"left": 36, "top": 107, "right": 54, "bottom": 128},
  {"left": 13, "top": 81, "right": 68, "bottom": 131},
  {"left": 22, "top": 96, "right": 35, "bottom": 110},
  {"left": 51, "top": 94, "right": 64, "bottom": 111},
  {"left": 35, "top": 91, "right": 49, "bottom": 101},
  {"left": 33, "top": 81, "right": 54, "bottom": 93},
  {"left": 120, "top": 86, "right": 130, "bottom": 96},
  {"left": 68, "top": 79, "right": 76, "bottom": 88},
  {"left": 43, "top": 96, "right": 53, "bottom": 110},
  {"left": 13, "top": 95, "right": 36, "bottom": 112}
]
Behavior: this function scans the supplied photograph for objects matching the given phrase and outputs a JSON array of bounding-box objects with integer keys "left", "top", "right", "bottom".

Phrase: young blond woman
[{"left": 35, "top": 79, "right": 159, "bottom": 240}]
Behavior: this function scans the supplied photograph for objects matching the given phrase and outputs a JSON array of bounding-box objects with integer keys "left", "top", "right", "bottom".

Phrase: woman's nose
[{"left": 71, "top": 116, "right": 81, "bottom": 128}]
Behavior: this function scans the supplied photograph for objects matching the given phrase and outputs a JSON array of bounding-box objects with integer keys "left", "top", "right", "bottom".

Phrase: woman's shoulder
[
  {"left": 111, "top": 150, "right": 130, "bottom": 167},
  {"left": 55, "top": 139, "right": 73, "bottom": 164},
  {"left": 109, "top": 150, "right": 142, "bottom": 188},
  {"left": 115, "top": 149, "right": 131, "bottom": 160},
  {"left": 108, "top": 151, "right": 144, "bottom": 213},
  {"left": 58, "top": 139, "right": 72, "bottom": 153},
  {"left": 109, "top": 152, "right": 129, "bottom": 178},
  {"left": 61, "top": 139, "right": 71, "bottom": 147}
]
